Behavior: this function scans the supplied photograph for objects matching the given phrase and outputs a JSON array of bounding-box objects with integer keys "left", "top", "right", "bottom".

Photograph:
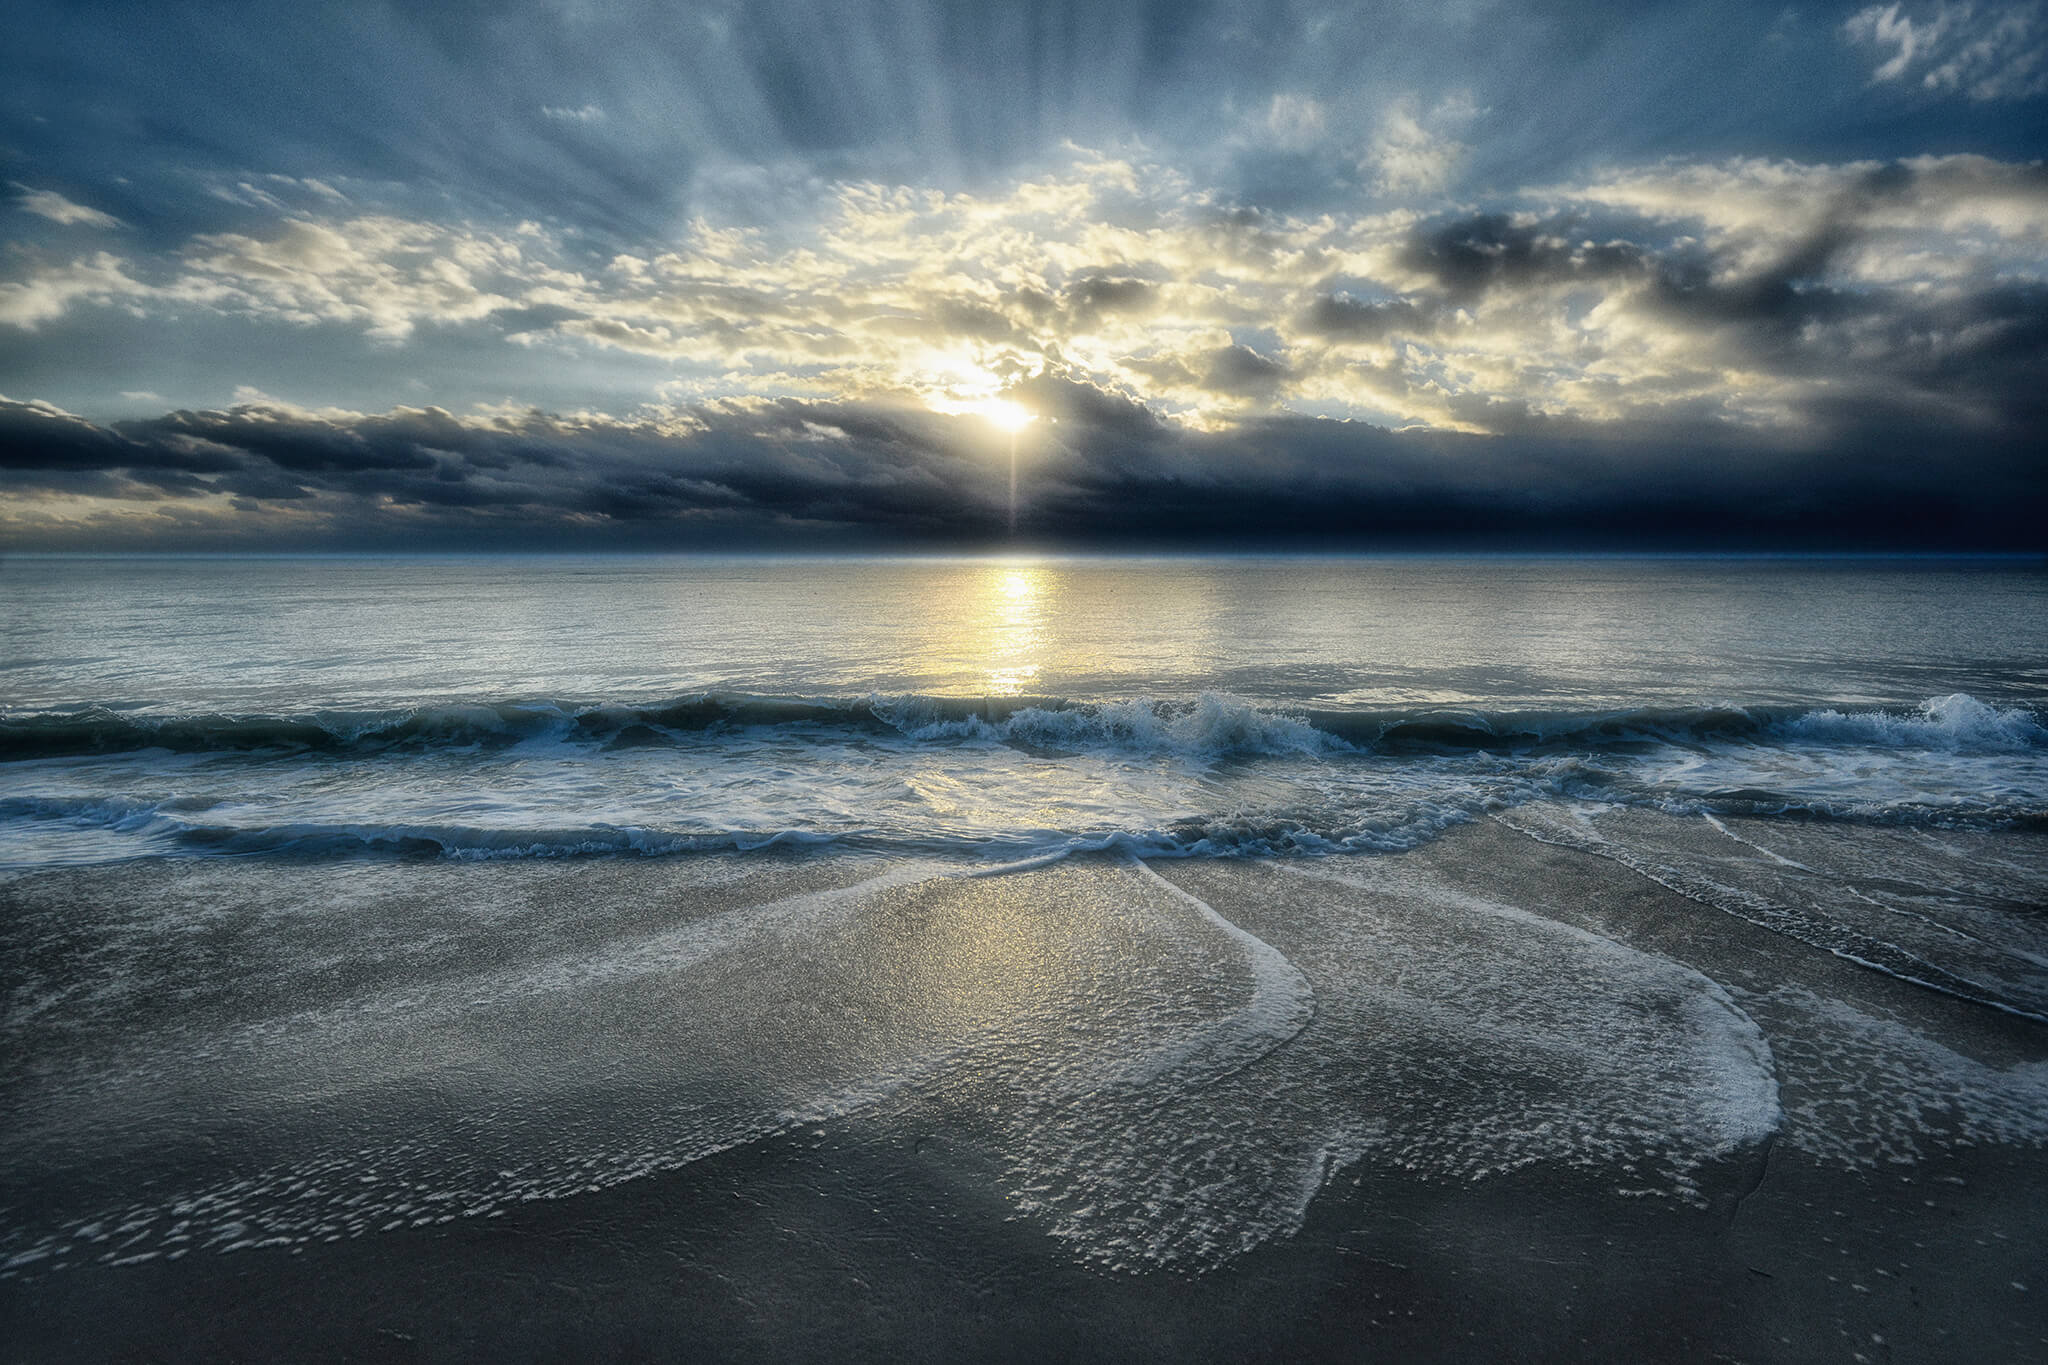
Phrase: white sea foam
[
  {"left": 975, "top": 854, "right": 1782, "bottom": 1273},
  {"left": 1738, "top": 984, "right": 2048, "bottom": 1166},
  {"left": 1270, "top": 858, "right": 1783, "bottom": 1159},
  {"left": 1782, "top": 692, "right": 2045, "bottom": 752},
  {"left": 2, "top": 847, "right": 1784, "bottom": 1281},
  {"left": 1003, "top": 694, "right": 1338, "bottom": 757},
  {"left": 1109, "top": 858, "right": 1314, "bottom": 1087}
]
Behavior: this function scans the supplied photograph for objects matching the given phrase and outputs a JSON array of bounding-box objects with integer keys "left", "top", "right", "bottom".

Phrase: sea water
[
  {"left": 5, "top": 554, "right": 2044, "bottom": 860},
  {"left": 3, "top": 554, "right": 2045, "bottom": 1280}
]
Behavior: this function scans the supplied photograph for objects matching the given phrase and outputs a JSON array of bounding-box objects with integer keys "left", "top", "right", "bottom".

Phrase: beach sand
[{"left": 5, "top": 819, "right": 2045, "bottom": 1361}]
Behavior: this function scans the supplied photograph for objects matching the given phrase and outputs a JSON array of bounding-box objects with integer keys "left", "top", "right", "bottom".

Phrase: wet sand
[{"left": 4, "top": 820, "right": 2046, "bottom": 1361}]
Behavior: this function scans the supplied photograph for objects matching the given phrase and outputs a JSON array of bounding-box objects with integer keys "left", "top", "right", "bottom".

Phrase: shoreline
[{"left": 4, "top": 820, "right": 2045, "bottom": 1360}]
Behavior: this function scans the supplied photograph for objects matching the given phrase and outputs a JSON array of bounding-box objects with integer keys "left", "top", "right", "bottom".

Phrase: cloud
[
  {"left": 1844, "top": 2, "right": 2048, "bottom": 101},
  {"left": 1259, "top": 94, "right": 1327, "bottom": 151},
  {"left": 173, "top": 217, "right": 525, "bottom": 341},
  {"left": 11, "top": 184, "right": 124, "bottom": 229},
  {"left": 1, "top": 383, "right": 2039, "bottom": 552},
  {"left": 0, "top": 253, "right": 150, "bottom": 329},
  {"left": 1198, "top": 344, "right": 1290, "bottom": 398},
  {"left": 541, "top": 103, "right": 607, "bottom": 123},
  {"left": 1366, "top": 94, "right": 1478, "bottom": 195},
  {"left": 3, "top": 150, "right": 2043, "bottom": 448}
]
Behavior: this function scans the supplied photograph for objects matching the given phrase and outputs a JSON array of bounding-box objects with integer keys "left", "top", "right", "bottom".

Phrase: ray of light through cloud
[{"left": 1, "top": 0, "right": 2043, "bottom": 549}]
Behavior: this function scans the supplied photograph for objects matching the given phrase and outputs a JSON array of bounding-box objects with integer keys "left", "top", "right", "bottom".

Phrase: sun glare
[
  {"left": 922, "top": 392, "right": 1039, "bottom": 530},
  {"left": 980, "top": 398, "right": 1037, "bottom": 432}
]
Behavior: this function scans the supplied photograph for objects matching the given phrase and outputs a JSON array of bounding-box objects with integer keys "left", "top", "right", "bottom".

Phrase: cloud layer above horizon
[{"left": 3, "top": 1, "right": 2045, "bottom": 549}]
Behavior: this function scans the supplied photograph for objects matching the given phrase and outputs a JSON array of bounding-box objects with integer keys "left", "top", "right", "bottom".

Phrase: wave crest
[
  {"left": 2, "top": 692, "right": 2039, "bottom": 762},
  {"left": 983, "top": 694, "right": 1336, "bottom": 758},
  {"left": 1780, "top": 693, "right": 2045, "bottom": 753}
]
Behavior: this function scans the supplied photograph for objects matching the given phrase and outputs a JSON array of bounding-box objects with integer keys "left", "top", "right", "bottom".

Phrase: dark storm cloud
[
  {"left": 1387, "top": 206, "right": 1871, "bottom": 362},
  {"left": 1198, "top": 345, "right": 1290, "bottom": 398},
  {"left": 1782, "top": 280, "right": 2048, "bottom": 434},
  {"left": 1063, "top": 273, "right": 1161, "bottom": 328},
  {"left": 0, "top": 393, "right": 984, "bottom": 544},
  {"left": 1024, "top": 401, "right": 2047, "bottom": 550},
  {"left": 1398, "top": 214, "right": 1648, "bottom": 302},
  {"left": 0, "top": 397, "right": 241, "bottom": 474},
  {"left": 0, "top": 398, "right": 139, "bottom": 472},
  {"left": 1644, "top": 229, "right": 1856, "bottom": 332},
  {"left": 1298, "top": 295, "right": 1437, "bottom": 341},
  {"left": 4, "top": 382, "right": 2042, "bottom": 551}
]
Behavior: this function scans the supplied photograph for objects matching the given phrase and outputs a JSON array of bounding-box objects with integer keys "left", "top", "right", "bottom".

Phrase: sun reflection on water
[{"left": 979, "top": 562, "right": 1049, "bottom": 697}]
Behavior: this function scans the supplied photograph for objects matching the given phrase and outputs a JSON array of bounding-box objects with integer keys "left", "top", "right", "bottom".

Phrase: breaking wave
[
  {"left": 3, "top": 691, "right": 2040, "bottom": 761},
  {"left": 1779, "top": 692, "right": 2045, "bottom": 752},
  {"left": 3, "top": 694, "right": 2040, "bottom": 866}
]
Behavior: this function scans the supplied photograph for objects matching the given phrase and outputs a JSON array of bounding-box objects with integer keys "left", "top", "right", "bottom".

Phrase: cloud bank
[{"left": 3, "top": 379, "right": 2040, "bottom": 552}]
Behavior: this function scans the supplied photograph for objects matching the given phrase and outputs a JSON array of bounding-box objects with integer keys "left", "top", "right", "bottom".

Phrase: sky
[{"left": 2, "top": 0, "right": 2045, "bottom": 551}]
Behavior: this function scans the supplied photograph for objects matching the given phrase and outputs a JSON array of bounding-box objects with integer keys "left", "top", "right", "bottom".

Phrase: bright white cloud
[
  {"left": 11, "top": 185, "right": 123, "bottom": 229},
  {"left": 176, "top": 217, "right": 523, "bottom": 340},
  {"left": 4, "top": 150, "right": 2043, "bottom": 439},
  {"left": 0, "top": 252, "right": 150, "bottom": 328},
  {"left": 1845, "top": 2, "right": 2048, "bottom": 101}
]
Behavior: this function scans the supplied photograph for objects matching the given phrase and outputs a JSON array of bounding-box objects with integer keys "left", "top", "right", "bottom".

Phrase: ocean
[
  {"left": 7, "top": 554, "right": 2045, "bottom": 862},
  {"left": 4, "top": 554, "right": 2046, "bottom": 1357}
]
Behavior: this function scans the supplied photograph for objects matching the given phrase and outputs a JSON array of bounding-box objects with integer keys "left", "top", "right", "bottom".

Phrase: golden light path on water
[
  {"left": 883, "top": 559, "right": 1055, "bottom": 700},
  {"left": 984, "top": 565, "right": 1047, "bottom": 697}
]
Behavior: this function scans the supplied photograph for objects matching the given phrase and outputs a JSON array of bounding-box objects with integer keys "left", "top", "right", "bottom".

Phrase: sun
[{"left": 979, "top": 398, "right": 1037, "bottom": 432}]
